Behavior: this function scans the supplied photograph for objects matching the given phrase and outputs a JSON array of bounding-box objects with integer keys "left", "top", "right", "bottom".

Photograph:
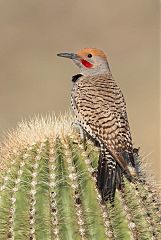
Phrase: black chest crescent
[{"left": 72, "top": 74, "right": 83, "bottom": 83}]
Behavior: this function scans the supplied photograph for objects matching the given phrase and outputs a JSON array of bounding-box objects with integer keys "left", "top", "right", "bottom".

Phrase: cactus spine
[{"left": 0, "top": 115, "right": 161, "bottom": 240}]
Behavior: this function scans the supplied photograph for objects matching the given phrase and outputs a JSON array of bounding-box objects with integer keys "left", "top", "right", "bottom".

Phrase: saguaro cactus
[{"left": 0, "top": 114, "right": 160, "bottom": 240}]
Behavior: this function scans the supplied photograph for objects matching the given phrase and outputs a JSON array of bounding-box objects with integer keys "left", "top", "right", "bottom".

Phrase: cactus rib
[
  {"left": 48, "top": 140, "right": 60, "bottom": 239},
  {"left": 54, "top": 138, "right": 81, "bottom": 240}
]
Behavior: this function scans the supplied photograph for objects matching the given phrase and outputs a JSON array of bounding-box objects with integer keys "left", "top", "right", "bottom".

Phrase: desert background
[{"left": 0, "top": 0, "right": 160, "bottom": 180}]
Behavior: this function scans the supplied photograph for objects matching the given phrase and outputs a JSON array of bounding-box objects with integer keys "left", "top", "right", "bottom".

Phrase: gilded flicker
[{"left": 57, "top": 48, "right": 137, "bottom": 202}]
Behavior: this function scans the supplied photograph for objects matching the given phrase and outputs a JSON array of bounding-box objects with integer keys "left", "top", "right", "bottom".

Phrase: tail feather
[
  {"left": 97, "top": 148, "right": 117, "bottom": 202},
  {"left": 96, "top": 146, "right": 139, "bottom": 202}
]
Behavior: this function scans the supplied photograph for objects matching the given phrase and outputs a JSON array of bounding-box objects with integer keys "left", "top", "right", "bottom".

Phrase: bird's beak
[{"left": 57, "top": 52, "right": 80, "bottom": 60}]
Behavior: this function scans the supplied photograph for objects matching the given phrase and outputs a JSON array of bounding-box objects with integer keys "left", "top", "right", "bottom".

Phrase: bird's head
[{"left": 57, "top": 48, "right": 111, "bottom": 76}]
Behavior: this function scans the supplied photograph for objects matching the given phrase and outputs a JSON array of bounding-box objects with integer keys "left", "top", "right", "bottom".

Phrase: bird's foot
[{"left": 71, "top": 121, "right": 87, "bottom": 151}]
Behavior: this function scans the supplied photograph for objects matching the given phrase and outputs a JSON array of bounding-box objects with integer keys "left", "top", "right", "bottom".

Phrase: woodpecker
[{"left": 57, "top": 48, "right": 137, "bottom": 202}]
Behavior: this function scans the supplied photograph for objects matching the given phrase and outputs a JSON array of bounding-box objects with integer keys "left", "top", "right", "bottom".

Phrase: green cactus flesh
[{"left": 0, "top": 115, "right": 160, "bottom": 240}]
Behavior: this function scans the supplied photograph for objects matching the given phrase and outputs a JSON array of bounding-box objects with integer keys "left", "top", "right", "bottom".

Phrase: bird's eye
[{"left": 87, "top": 53, "right": 92, "bottom": 58}]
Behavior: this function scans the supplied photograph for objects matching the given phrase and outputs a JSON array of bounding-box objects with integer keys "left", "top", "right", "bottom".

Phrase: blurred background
[{"left": 0, "top": 0, "right": 160, "bottom": 180}]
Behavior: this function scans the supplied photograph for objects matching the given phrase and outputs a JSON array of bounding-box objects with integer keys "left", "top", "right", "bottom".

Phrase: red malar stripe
[{"left": 81, "top": 59, "right": 93, "bottom": 68}]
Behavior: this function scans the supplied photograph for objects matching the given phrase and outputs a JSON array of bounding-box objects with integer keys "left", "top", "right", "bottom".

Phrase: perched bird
[{"left": 57, "top": 48, "right": 137, "bottom": 202}]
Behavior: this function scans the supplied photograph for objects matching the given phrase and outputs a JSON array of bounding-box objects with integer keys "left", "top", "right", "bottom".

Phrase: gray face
[
  {"left": 57, "top": 52, "right": 111, "bottom": 76},
  {"left": 75, "top": 55, "right": 111, "bottom": 76}
]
